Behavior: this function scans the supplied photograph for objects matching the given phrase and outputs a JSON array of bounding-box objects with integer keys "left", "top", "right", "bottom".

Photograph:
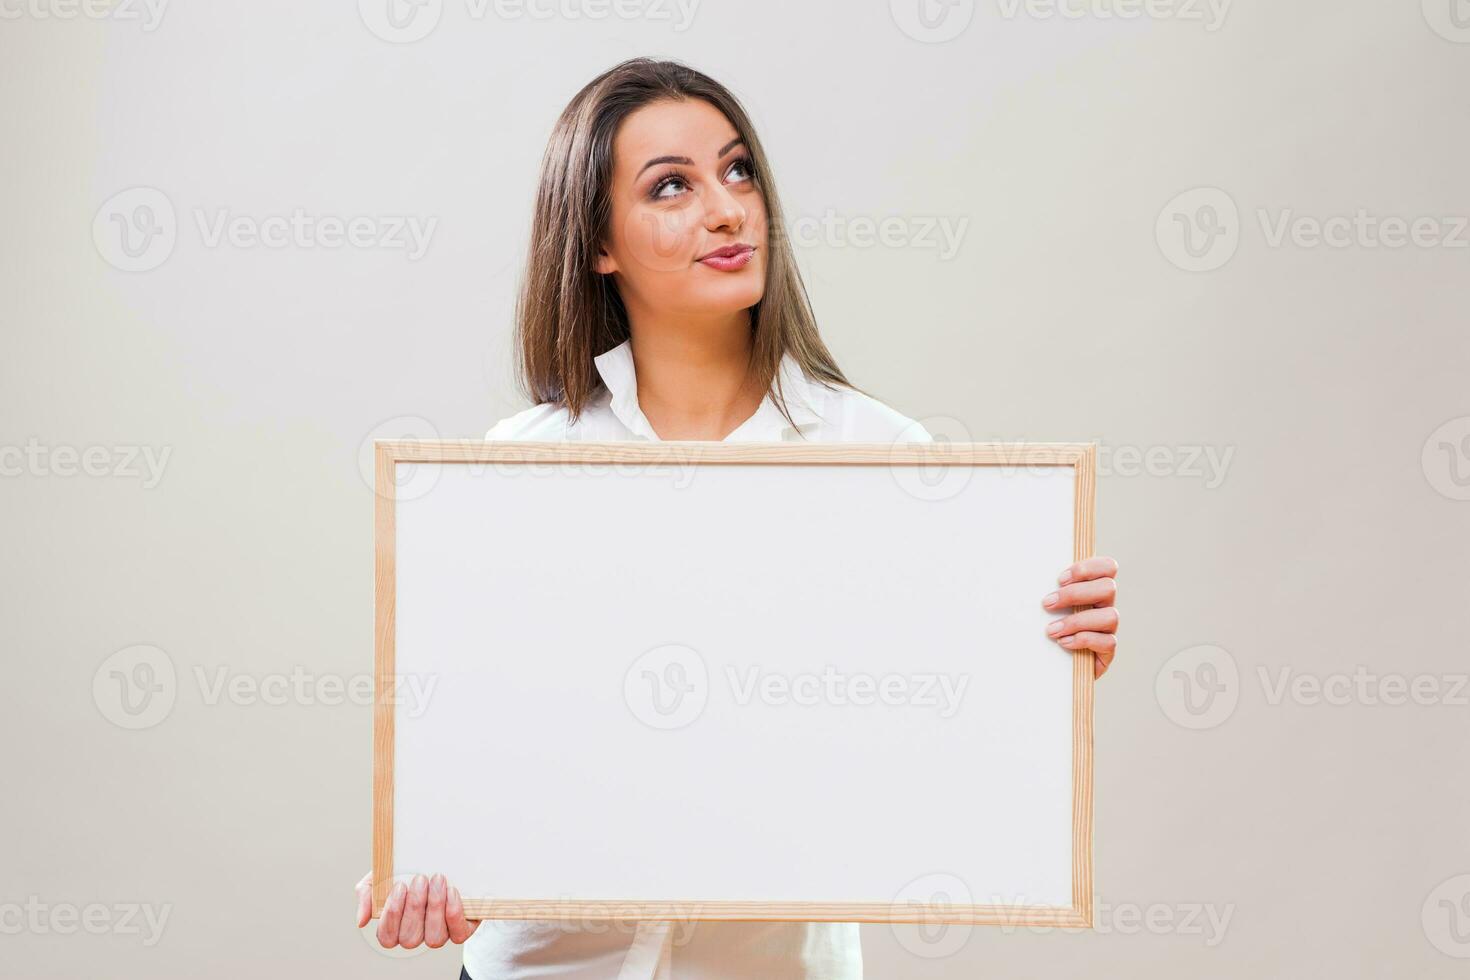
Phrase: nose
[{"left": 702, "top": 182, "right": 745, "bottom": 233}]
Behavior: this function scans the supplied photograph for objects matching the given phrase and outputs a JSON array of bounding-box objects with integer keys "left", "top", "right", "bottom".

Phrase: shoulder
[
  {"left": 484, "top": 402, "right": 572, "bottom": 441},
  {"left": 815, "top": 382, "right": 934, "bottom": 443}
]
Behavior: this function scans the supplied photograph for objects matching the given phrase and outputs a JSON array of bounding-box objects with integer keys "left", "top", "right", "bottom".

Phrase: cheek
[
  {"left": 619, "top": 205, "right": 699, "bottom": 276},
  {"left": 747, "top": 198, "right": 769, "bottom": 245}
]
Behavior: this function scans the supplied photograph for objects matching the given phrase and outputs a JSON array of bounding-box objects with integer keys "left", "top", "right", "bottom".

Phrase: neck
[{"left": 623, "top": 309, "right": 766, "bottom": 440}]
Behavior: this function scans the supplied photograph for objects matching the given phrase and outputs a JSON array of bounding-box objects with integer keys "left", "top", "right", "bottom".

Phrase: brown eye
[
  {"left": 650, "top": 172, "right": 688, "bottom": 201},
  {"left": 727, "top": 156, "right": 756, "bottom": 184}
]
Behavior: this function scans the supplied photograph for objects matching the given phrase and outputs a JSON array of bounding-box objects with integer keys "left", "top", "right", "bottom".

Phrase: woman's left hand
[{"left": 1042, "top": 556, "right": 1120, "bottom": 679}]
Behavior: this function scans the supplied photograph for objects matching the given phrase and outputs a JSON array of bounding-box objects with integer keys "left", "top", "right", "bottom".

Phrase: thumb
[{"left": 355, "top": 871, "right": 373, "bottom": 928}]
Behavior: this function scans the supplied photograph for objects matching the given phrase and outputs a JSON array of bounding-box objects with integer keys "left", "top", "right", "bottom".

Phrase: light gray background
[{"left": 2, "top": 1, "right": 1467, "bottom": 977}]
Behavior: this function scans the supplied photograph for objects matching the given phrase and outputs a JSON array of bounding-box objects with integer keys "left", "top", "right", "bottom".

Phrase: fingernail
[
  {"left": 1042, "top": 592, "right": 1059, "bottom": 608},
  {"left": 430, "top": 874, "right": 444, "bottom": 892},
  {"left": 1059, "top": 635, "right": 1077, "bottom": 646},
  {"left": 1058, "top": 569, "right": 1073, "bottom": 584},
  {"left": 1047, "top": 620, "right": 1064, "bottom": 636}
]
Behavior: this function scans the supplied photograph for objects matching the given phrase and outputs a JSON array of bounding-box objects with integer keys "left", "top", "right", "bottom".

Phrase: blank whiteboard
[{"left": 373, "top": 441, "right": 1096, "bottom": 928}]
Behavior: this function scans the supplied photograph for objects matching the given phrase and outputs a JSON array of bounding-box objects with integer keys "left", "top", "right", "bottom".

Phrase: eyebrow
[{"left": 636, "top": 137, "right": 746, "bottom": 178}]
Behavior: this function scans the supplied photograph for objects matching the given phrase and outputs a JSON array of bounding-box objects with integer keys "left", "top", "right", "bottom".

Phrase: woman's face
[{"left": 595, "top": 98, "right": 768, "bottom": 322}]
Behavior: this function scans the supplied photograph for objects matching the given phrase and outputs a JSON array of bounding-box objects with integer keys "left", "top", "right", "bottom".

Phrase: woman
[{"left": 355, "top": 57, "right": 1120, "bottom": 979}]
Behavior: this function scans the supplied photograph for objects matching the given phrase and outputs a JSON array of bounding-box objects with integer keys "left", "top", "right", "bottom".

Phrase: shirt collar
[{"left": 592, "top": 339, "right": 825, "bottom": 441}]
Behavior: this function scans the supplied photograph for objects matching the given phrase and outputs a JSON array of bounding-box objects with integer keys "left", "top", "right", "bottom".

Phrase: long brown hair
[{"left": 512, "top": 57, "right": 867, "bottom": 431}]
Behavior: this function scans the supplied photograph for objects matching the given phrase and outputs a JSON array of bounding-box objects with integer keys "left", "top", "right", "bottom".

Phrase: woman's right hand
[{"left": 355, "top": 871, "right": 480, "bottom": 948}]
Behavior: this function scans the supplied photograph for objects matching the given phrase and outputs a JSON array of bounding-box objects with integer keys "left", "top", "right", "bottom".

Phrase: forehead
[{"left": 612, "top": 98, "right": 740, "bottom": 168}]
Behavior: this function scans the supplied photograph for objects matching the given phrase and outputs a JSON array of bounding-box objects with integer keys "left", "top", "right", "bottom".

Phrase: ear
[{"left": 593, "top": 244, "right": 618, "bottom": 276}]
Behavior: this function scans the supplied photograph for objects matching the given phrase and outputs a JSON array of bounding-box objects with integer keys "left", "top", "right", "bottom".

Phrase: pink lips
[{"left": 697, "top": 244, "right": 756, "bottom": 271}]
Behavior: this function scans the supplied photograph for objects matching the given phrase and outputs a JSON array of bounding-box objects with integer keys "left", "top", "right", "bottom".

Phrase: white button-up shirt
[{"left": 465, "top": 339, "right": 932, "bottom": 980}]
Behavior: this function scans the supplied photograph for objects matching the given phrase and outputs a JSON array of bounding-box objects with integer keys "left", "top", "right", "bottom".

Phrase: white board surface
[{"left": 380, "top": 444, "right": 1090, "bottom": 921}]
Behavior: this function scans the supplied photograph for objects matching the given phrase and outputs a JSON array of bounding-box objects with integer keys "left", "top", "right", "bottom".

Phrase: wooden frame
[{"left": 374, "top": 440, "right": 1096, "bottom": 928}]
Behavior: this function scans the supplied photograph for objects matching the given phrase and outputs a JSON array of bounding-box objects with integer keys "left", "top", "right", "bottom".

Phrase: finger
[
  {"left": 1042, "top": 577, "right": 1116, "bottom": 611},
  {"left": 1093, "top": 643, "right": 1116, "bottom": 679},
  {"left": 1058, "top": 556, "right": 1118, "bottom": 585},
  {"left": 355, "top": 871, "right": 373, "bottom": 929},
  {"left": 376, "top": 881, "right": 406, "bottom": 948},
  {"left": 398, "top": 874, "right": 429, "bottom": 949},
  {"left": 446, "top": 885, "right": 478, "bottom": 944},
  {"left": 1046, "top": 607, "right": 1119, "bottom": 639},
  {"left": 424, "top": 874, "right": 449, "bottom": 949},
  {"left": 1058, "top": 630, "right": 1116, "bottom": 658}
]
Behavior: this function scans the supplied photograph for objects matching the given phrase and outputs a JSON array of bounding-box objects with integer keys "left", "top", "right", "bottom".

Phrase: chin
[{"left": 696, "top": 284, "right": 765, "bottom": 314}]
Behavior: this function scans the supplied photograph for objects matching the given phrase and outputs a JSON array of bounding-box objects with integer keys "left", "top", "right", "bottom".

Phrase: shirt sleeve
[
  {"left": 484, "top": 402, "right": 570, "bottom": 442},
  {"left": 893, "top": 418, "right": 935, "bottom": 443}
]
